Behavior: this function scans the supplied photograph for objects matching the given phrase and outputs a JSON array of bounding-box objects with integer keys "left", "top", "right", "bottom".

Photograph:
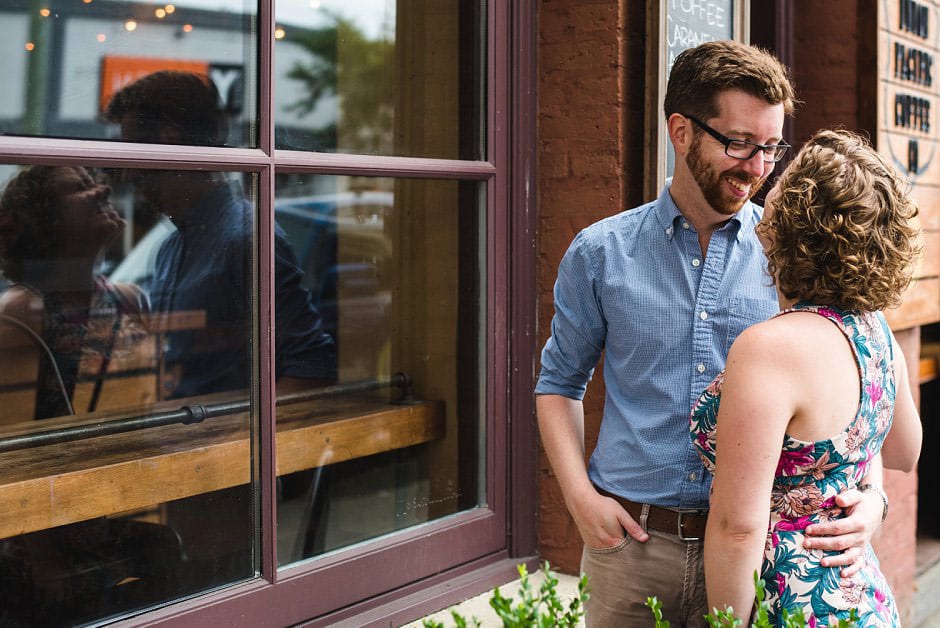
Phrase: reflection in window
[
  {"left": 0, "top": 0, "right": 257, "bottom": 146},
  {"left": 274, "top": 0, "right": 485, "bottom": 159},
  {"left": 0, "top": 162, "right": 264, "bottom": 623},
  {"left": 274, "top": 175, "right": 485, "bottom": 565}
]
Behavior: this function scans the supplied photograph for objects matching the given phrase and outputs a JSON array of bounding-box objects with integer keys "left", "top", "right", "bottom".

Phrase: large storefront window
[
  {"left": 274, "top": 0, "right": 485, "bottom": 158},
  {"left": 0, "top": 162, "right": 258, "bottom": 624},
  {"left": 0, "top": 0, "right": 509, "bottom": 625},
  {"left": 273, "top": 175, "right": 484, "bottom": 565},
  {"left": 1, "top": 0, "right": 258, "bottom": 146}
]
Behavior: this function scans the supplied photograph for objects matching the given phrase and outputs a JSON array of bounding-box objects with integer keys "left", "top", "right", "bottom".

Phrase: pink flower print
[
  {"left": 839, "top": 578, "right": 863, "bottom": 606},
  {"left": 776, "top": 445, "right": 815, "bottom": 476},
  {"left": 817, "top": 307, "right": 844, "bottom": 325},
  {"left": 803, "top": 450, "right": 839, "bottom": 481},
  {"left": 866, "top": 380, "right": 883, "bottom": 405},
  {"left": 808, "top": 615, "right": 817, "bottom": 628},
  {"left": 776, "top": 573, "right": 786, "bottom": 596},
  {"left": 845, "top": 422, "right": 866, "bottom": 452},
  {"left": 875, "top": 587, "right": 887, "bottom": 614},
  {"left": 771, "top": 531, "right": 780, "bottom": 548},
  {"left": 775, "top": 516, "right": 813, "bottom": 532},
  {"left": 773, "top": 484, "right": 825, "bottom": 518}
]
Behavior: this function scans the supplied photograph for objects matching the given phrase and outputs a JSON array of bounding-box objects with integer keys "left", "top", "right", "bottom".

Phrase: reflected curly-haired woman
[
  {"left": 689, "top": 129, "right": 922, "bottom": 625},
  {"left": 0, "top": 165, "right": 150, "bottom": 421}
]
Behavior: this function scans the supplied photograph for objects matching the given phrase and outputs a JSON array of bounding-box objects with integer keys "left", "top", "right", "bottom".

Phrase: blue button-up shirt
[
  {"left": 152, "top": 184, "right": 336, "bottom": 398},
  {"left": 535, "top": 184, "right": 778, "bottom": 508}
]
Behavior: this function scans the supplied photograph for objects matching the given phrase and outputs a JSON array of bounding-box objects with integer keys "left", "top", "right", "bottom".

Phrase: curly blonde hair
[{"left": 757, "top": 129, "right": 920, "bottom": 311}]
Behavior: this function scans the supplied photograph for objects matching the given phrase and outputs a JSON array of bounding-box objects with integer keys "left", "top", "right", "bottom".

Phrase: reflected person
[
  {"left": 0, "top": 165, "right": 151, "bottom": 422},
  {"left": 105, "top": 71, "right": 337, "bottom": 589},
  {"left": 105, "top": 70, "right": 336, "bottom": 399},
  {"left": 0, "top": 165, "right": 182, "bottom": 626}
]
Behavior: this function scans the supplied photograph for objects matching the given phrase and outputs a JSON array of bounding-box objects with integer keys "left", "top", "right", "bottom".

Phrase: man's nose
[{"left": 740, "top": 151, "right": 768, "bottom": 178}]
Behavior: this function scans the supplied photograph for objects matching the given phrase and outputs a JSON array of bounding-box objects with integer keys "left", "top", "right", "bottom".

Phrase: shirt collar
[{"left": 655, "top": 179, "right": 752, "bottom": 243}]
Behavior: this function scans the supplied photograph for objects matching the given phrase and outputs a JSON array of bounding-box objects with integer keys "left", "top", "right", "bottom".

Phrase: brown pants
[{"left": 581, "top": 517, "right": 708, "bottom": 627}]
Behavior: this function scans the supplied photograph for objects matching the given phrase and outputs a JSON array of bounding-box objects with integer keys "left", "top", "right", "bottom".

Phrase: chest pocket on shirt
[{"left": 725, "top": 297, "right": 778, "bottom": 354}]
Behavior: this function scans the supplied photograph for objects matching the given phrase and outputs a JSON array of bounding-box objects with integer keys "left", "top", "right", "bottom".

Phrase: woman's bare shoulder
[
  {"left": 0, "top": 286, "right": 45, "bottom": 342},
  {"left": 0, "top": 285, "right": 43, "bottom": 318}
]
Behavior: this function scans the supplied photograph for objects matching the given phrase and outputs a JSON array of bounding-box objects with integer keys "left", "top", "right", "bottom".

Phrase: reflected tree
[{"left": 286, "top": 14, "right": 394, "bottom": 154}]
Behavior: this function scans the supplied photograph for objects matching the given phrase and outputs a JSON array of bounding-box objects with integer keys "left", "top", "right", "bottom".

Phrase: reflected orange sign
[{"left": 99, "top": 56, "right": 209, "bottom": 113}]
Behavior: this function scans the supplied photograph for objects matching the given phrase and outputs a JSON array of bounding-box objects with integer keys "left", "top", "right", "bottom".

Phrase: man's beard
[{"left": 686, "top": 135, "right": 767, "bottom": 215}]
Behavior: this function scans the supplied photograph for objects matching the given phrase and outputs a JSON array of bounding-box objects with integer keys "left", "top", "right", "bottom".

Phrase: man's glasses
[{"left": 684, "top": 115, "right": 790, "bottom": 163}]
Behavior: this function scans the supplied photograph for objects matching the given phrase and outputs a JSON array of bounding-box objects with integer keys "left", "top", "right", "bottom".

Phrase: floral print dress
[{"left": 689, "top": 303, "right": 900, "bottom": 626}]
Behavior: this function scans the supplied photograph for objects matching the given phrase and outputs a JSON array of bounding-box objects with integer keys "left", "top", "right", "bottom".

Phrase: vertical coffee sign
[
  {"left": 880, "top": 0, "right": 940, "bottom": 328},
  {"left": 644, "top": 1, "right": 748, "bottom": 201}
]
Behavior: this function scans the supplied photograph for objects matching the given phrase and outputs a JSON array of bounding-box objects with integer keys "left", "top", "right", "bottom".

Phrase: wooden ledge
[{"left": 0, "top": 398, "right": 445, "bottom": 540}]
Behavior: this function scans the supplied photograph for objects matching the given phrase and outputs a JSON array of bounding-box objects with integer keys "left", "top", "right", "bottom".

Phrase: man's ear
[
  {"left": 158, "top": 126, "right": 182, "bottom": 144},
  {"left": 667, "top": 113, "right": 694, "bottom": 158}
]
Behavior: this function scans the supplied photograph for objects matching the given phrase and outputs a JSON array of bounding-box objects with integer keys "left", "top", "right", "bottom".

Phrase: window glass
[
  {"left": 0, "top": 1, "right": 257, "bottom": 147},
  {"left": 0, "top": 162, "right": 258, "bottom": 624},
  {"left": 274, "top": 0, "right": 486, "bottom": 159},
  {"left": 273, "top": 175, "right": 485, "bottom": 565}
]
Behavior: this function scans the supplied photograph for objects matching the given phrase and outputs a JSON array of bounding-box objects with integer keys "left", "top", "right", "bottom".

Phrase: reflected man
[
  {"left": 104, "top": 71, "right": 336, "bottom": 590},
  {"left": 105, "top": 70, "right": 336, "bottom": 399}
]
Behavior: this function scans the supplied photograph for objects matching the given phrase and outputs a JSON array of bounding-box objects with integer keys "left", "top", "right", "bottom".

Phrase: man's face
[
  {"left": 119, "top": 113, "right": 166, "bottom": 206},
  {"left": 685, "top": 90, "right": 785, "bottom": 216}
]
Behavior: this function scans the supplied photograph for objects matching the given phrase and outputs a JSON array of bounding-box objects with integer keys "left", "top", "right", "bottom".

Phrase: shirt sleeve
[
  {"left": 535, "top": 230, "right": 606, "bottom": 400},
  {"left": 273, "top": 227, "right": 338, "bottom": 382}
]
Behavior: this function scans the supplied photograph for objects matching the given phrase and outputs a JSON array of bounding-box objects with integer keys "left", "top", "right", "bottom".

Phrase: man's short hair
[
  {"left": 664, "top": 40, "right": 796, "bottom": 121},
  {"left": 104, "top": 70, "right": 228, "bottom": 146}
]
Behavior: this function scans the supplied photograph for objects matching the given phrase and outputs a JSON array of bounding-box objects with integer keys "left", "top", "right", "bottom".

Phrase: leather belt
[{"left": 595, "top": 486, "right": 708, "bottom": 542}]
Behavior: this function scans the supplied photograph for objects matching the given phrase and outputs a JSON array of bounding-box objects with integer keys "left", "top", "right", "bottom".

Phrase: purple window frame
[{"left": 0, "top": 0, "right": 538, "bottom": 624}]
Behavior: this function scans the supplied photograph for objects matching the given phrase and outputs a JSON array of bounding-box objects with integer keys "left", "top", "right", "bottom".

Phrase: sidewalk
[{"left": 404, "top": 571, "right": 585, "bottom": 627}]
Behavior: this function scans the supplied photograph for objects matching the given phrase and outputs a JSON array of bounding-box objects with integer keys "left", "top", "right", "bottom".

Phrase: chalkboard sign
[
  {"left": 666, "top": 1, "right": 735, "bottom": 73},
  {"left": 644, "top": 1, "right": 748, "bottom": 201}
]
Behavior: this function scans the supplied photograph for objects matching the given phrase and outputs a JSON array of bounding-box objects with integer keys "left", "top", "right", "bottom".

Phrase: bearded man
[{"left": 535, "top": 41, "right": 889, "bottom": 626}]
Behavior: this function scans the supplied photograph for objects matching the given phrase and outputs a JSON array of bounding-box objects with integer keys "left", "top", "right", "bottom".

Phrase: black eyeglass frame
[{"left": 683, "top": 114, "right": 790, "bottom": 163}]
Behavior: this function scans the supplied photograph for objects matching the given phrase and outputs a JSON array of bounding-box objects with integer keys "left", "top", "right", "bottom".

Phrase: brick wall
[{"left": 536, "top": 0, "right": 645, "bottom": 575}]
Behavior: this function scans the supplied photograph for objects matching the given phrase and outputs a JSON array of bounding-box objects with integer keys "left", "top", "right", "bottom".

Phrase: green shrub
[
  {"left": 422, "top": 561, "right": 589, "bottom": 628},
  {"left": 646, "top": 571, "right": 859, "bottom": 628}
]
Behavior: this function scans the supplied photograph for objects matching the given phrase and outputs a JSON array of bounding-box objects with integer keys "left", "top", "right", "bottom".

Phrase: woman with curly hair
[
  {"left": 0, "top": 165, "right": 149, "bottom": 421},
  {"left": 689, "top": 129, "right": 922, "bottom": 625}
]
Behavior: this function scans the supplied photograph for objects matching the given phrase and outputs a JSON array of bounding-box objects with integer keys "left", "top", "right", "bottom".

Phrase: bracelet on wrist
[{"left": 859, "top": 483, "right": 889, "bottom": 522}]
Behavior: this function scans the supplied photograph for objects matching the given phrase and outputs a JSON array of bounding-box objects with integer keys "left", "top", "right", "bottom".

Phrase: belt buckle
[{"left": 676, "top": 510, "right": 705, "bottom": 542}]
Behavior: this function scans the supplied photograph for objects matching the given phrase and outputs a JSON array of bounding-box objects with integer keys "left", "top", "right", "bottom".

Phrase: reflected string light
[
  {"left": 155, "top": 7, "right": 166, "bottom": 18},
  {"left": 39, "top": 8, "right": 51, "bottom": 16},
  {"left": 25, "top": 42, "right": 35, "bottom": 51},
  {"left": 182, "top": 23, "right": 193, "bottom": 33},
  {"left": 274, "top": 27, "right": 286, "bottom": 39},
  {"left": 97, "top": 33, "right": 106, "bottom": 43},
  {"left": 124, "top": 19, "right": 137, "bottom": 31},
  {"left": 165, "top": 4, "right": 175, "bottom": 13}
]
